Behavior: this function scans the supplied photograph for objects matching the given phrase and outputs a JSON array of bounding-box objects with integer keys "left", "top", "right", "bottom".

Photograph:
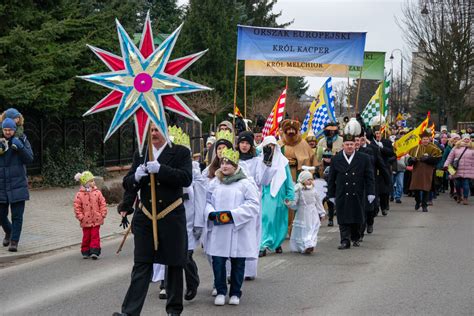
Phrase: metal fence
[{"left": 23, "top": 115, "right": 203, "bottom": 175}]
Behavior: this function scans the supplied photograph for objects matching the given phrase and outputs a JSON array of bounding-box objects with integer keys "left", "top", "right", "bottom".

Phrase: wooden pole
[
  {"left": 232, "top": 59, "right": 239, "bottom": 139},
  {"left": 354, "top": 67, "right": 363, "bottom": 114},
  {"left": 147, "top": 128, "right": 159, "bottom": 251},
  {"left": 244, "top": 75, "right": 247, "bottom": 119}
]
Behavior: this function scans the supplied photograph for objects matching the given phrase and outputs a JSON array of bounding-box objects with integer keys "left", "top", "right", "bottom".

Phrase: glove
[
  {"left": 134, "top": 164, "right": 147, "bottom": 182},
  {"left": 11, "top": 137, "right": 24, "bottom": 150},
  {"left": 420, "top": 156, "right": 429, "bottom": 162},
  {"left": 208, "top": 211, "right": 233, "bottom": 225},
  {"left": 368, "top": 195, "right": 376, "bottom": 204},
  {"left": 146, "top": 160, "right": 161, "bottom": 173},
  {"left": 193, "top": 227, "right": 203, "bottom": 240},
  {"left": 119, "top": 216, "right": 129, "bottom": 229},
  {"left": 263, "top": 146, "right": 274, "bottom": 166}
]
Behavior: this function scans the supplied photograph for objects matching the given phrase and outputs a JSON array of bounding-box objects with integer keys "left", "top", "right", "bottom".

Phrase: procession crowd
[{"left": 0, "top": 107, "right": 472, "bottom": 316}]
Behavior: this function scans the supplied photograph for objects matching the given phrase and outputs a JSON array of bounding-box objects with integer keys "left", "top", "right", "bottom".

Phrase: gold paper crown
[
  {"left": 221, "top": 147, "right": 239, "bottom": 165},
  {"left": 216, "top": 130, "right": 233, "bottom": 144},
  {"left": 168, "top": 126, "right": 190, "bottom": 148}
]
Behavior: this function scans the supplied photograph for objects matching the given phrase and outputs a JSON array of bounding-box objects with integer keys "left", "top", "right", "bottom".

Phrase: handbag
[{"left": 451, "top": 147, "right": 468, "bottom": 171}]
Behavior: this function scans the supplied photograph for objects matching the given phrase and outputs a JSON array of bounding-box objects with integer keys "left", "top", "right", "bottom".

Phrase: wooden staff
[
  {"left": 116, "top": 224, "right": 132, "bottom": 254},
  {"left": 148, "top": 128, "right": 159, "bottom": 251}
]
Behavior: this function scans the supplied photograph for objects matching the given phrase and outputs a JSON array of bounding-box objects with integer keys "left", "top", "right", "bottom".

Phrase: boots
[
  {"left": 8, "top": 240, "right": 18, "bottom": 252},
  {"left": 2, "top": 233, "right": 10, "bottom": 247},
  {"left": 462, "top": 198, "right": 469, "bottom": 205}
]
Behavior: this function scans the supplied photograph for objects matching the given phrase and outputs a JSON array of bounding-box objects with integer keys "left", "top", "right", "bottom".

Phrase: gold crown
[
  {"left": 216, "top": 130, "right": 233, "bottom": 144},
  {"left": 168, "top": 126, "right": 190, "bottom": 149},
  {"left": 221, "top": 147, "right": 239, "bottom": 165}
]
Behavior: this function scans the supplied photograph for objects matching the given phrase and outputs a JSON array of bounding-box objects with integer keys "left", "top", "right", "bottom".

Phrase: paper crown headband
[
  {"left": 221, "top": 148, "right": 239, "bottom": 165},
  {"left": 216, "top": 130, "right": 234, "bottom": 144},
  {"left": 168, "top": 126, "right": 190, "bottom": 149}
]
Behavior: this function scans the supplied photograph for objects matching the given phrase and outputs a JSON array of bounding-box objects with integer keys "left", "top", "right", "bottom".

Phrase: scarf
[
  {"left": 239, "top": 152, "right": 254, "bottom": 161},
  {"left": 216, "top": 167, "right": 247, "bottom": 185}
]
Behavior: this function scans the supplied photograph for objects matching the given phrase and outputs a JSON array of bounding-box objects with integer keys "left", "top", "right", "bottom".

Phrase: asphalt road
[{"left": 0, "top": 194, "right": 472, "bottom": 316}]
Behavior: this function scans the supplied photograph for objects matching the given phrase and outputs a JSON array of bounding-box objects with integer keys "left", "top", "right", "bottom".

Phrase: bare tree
[
  {"left": 183, "top": 91, "right": 226, "bottom": 131},
  {"left": 397, "top": 0, "right": 474, "bottom": 125}
]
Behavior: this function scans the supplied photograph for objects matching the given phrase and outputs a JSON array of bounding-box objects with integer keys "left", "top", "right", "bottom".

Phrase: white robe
[
  {"left": 238, "top": 156, "right": 276, "bottom": 277},
  {"left": 204, "top": 175, "right": 260, "bottom": 259},
  {"left": 289, "top": 180, "right": 327, "bottom": 253}
]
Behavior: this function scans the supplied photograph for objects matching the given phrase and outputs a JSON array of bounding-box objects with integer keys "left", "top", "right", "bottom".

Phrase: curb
[{"left": 0, "top": 232, "right": 124, "bottom": 264}]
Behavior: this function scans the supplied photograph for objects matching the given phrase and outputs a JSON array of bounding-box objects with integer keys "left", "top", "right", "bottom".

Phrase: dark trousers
[
  {"left": 339, "top": 224, "right": 360, "bottom": 245},
  {"left": 122, "top": 263, "right": 183, "bottom": 315},
  {"left": 0, "top": 201, "right": 25, "bottom": 241},
  {"left": 360, "top": 205, "right": 375, "bottom": 237},
  {"left": 326, "top": 200, "right": 335, "bottom": 221},
  {"left": 212, "top": 256, "right": 245, "bottom": 298},
  {"left": 415, "top": 190, "right": 429, "bottom": 208},
  {"left": 184, "top": 250, "right": 199, "bottom": 291},
  {"left": 379, "top": 193, "right": 390, "bottom": 211}
]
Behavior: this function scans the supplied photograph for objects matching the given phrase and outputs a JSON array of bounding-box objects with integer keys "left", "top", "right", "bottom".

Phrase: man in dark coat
[
  {"left": 0, "top": 118, "right": 34, "bottom": 252},
  {"left": 357, "top": 133, "right": 390, "bottom": 238},
  {"left": 114, "top": 123, "right": 192, "bottom": 316},
  {"left": 328, "top": 133, "right": 375, "bottom": 249}
]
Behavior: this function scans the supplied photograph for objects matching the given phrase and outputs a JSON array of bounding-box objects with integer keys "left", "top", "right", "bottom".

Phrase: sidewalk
[{"left": 0, "top": 176, "right": 126, "bottom": 263}]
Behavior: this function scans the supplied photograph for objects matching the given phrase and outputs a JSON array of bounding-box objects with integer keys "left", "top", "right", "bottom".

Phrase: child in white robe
[{"left": 290, "top": 171, "right": 326, "bottom": 254}]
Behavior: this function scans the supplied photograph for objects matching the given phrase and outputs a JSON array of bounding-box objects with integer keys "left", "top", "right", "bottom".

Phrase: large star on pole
[{"left": 79, "top": 12, "right": 210, "bottom": 151}]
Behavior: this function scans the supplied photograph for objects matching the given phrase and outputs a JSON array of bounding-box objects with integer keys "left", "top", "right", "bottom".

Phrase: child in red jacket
[{"left": 74, "top": 171, "right": 107, "bottom": 259}]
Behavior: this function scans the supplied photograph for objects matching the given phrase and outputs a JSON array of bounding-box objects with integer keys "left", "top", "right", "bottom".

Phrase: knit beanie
[
  {"left": 2, "top": 118, "right": 17, "bottom": 131},
  {"left": 237, "top": 131, "right": 254, "bottom": 145},
  {"left": 5, "top": 108, "right": 21, "bottom": 119},
  {"left": 74, "top": 171, "right": 95, "bottom": 185}
]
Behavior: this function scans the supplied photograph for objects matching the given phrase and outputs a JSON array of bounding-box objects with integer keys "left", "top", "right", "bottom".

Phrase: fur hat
[
  {"left": 280, "top": 119, "right": 301, "bottom": 133},
  {"left": 74, "top": 171, "right": 95, "bottom": 186},
  {"left": 343, "top": 118, "right": 361, "bottom": 142}
]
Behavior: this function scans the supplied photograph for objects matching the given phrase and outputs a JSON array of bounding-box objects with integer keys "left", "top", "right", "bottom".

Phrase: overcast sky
[{"left": 177, "top": 0, "right": 412, "bottom": 94}]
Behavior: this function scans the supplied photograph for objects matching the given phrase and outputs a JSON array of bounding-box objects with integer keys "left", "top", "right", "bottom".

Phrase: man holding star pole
[{"left": 78, "top": 12, "right": 210, "bottom": 316}]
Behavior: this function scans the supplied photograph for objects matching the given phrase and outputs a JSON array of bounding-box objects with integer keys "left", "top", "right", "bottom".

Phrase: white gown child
[{"left": 290, "top": 179, "right": 327, "bottom": 253}]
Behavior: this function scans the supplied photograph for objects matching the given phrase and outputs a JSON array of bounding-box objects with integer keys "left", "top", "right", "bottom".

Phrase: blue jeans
[
  {"left": 392, "top": 172, "right": 404, "bottom": 200},
  {"left": 0, "top": 201, "right": 26, "bottom": 241},
  {"left": 455, "top": 178, "right": 471, "bottom": 199},
  {"left": 212, "top": 256, "right": 245, "bottom": 297}
]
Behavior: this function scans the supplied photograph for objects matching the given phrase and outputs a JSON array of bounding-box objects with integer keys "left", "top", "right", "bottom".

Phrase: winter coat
[
  {"left": 0, "top": 136, "right": 34, "bottom": 203},
  {"left": 73, "top": 187, "right": 107, "bottom": 228},
  {"left": 444, "top": 141, "right": 474, "bottom": 179},
  {"left": 327, "top": 151, "right": 375, "bottom": 225},
  {"left": 123, "top": 144, "right": 192, "bottom": 266},
  {"left": 408, "top": 143, "right": 442, "bottom": 191}
]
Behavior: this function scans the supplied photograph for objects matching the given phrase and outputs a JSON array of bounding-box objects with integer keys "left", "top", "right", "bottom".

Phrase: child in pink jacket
[{"left": 74, "top": 171, "right": 107, "bottom": 259}]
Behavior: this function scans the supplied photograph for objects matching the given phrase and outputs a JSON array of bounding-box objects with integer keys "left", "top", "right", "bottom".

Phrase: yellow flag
[
  {"left": 394, "top": 114, "right": 430, "bottom": 158},
  {"left": 302, "top": 94, "right": 319, "bottom": 139}
]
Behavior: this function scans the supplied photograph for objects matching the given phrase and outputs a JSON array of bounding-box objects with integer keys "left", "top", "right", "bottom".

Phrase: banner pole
[
  {"left": 346, "top": 76, "right": 351, "bottom": 117},
  {"left": 244, "top": 75, "right": 247, "bottom": 119},
  {"left": 354, "top": 67, "right": 363, "bottom": 114},
  {"left": 232, "top": 59, "right": 239, "bottom": 139}
]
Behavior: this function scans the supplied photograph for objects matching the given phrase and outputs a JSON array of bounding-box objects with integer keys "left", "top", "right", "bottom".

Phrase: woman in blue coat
[{"left": 0, "top": 118, "right": 34, "bottom": 252}]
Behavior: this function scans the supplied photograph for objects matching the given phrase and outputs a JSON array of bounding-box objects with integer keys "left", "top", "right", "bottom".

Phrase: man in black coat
[
  {"left": 357, "top": 134, "right": 390, "bottom": 239},
  {"left": 114, "top": 123, "right": 192, "bottom": 316},
  {"left": 328, "top": 134, "right": 375, "bottom": 249}
]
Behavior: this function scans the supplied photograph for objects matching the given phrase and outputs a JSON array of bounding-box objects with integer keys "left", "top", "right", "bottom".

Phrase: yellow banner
[
  {"left": 394, "top": 115, "right": 430, "bottom": 158},
  {"left": 245, "top": 60, "right": 348, "bottom": 77}
]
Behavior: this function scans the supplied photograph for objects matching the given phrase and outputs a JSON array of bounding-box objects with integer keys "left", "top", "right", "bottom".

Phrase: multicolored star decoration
[{"left": 79, "top": 12, "right": 211, "bottom": 152}]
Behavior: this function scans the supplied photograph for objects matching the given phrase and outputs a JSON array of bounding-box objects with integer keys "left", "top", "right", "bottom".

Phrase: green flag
[
  {"left": 349, "top": 52, "right": 386, "bottom": 80},
  {"left": 361, "top": 76, "right": 391, "bottom": 126}
]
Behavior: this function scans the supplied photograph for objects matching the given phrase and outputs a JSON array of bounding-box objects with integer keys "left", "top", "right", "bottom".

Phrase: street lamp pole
[{"left": 390, "top": 49, "right": 403, "bottom": 114}]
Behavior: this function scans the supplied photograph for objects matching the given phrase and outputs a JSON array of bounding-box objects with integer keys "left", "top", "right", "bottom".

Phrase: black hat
[
  {"left": 237, "top": 131, "right": 254, "bottom": 145},
  {"left": 343, "top": 134, "right": 356, "bottom": 142}
]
